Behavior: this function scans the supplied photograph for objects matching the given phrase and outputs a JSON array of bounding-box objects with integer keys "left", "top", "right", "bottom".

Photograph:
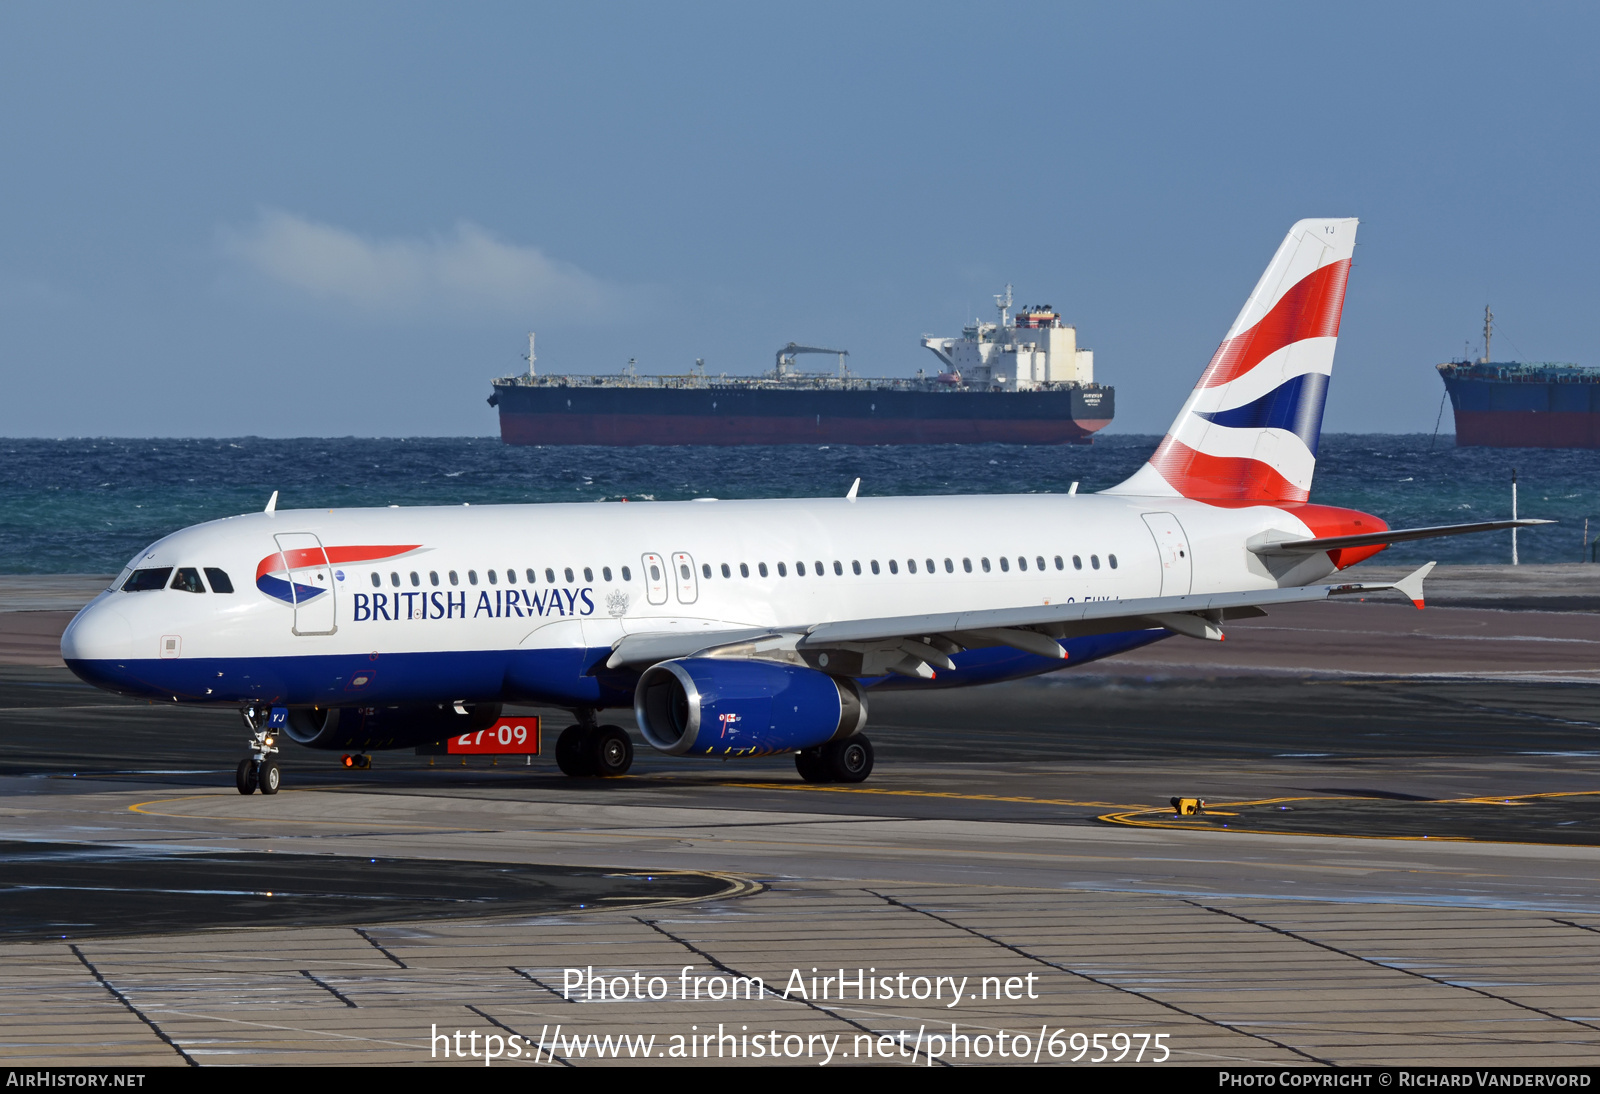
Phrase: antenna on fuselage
[
  {"left": 846, "top": 478, "right": 860, "bottom": 501},
  {"left": 265, "top": 490, "right": 278, "bottom": 515}
]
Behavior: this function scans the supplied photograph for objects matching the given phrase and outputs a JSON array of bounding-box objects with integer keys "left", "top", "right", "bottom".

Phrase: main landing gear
[
  {"left": 236, "top": 703, "right": 282, "bottom": 795},
  {"left": 795, "top": 736, "right": 874, "bottom": 784},
  {"left": 555, "top": 715, "right": 634, "bottom": 778}
]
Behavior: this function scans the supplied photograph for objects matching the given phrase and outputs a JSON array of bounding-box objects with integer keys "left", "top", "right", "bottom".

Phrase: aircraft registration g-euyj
[{"left": 62, "top": 218, "right": 1547, "bottom": 795}]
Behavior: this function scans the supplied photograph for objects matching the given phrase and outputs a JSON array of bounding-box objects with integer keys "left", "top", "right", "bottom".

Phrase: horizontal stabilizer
[{"left": 1251, "top": 518, "right": 1553, "bottom": 557}]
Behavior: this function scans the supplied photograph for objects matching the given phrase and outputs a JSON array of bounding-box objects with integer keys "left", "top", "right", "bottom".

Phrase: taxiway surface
[{"left": 4, "top": 571, "right": 1600, "bottom": 1066}]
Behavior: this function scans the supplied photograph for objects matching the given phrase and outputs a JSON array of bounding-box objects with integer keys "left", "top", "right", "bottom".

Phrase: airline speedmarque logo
[
  {"left": 255, "top": 544, "right": 421, "bottom": 605},
  {"left": 256, "top": 544, "right": 594, "bottom": 620}
]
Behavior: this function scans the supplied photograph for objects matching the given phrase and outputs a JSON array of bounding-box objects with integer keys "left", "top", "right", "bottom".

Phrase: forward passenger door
[{"left": 273, "top": 532, "right": 338, "bottom": 635}]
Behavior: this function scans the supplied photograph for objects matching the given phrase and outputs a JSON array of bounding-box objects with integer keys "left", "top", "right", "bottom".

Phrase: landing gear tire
[
  {"left": 556, "top": 724, "right": 595, "bottom": 777},
  {"left": 590, "top": 725, "right": 634, "bottom": 777},
  {"left": 235, "top": 758, "right": 258, "bottom": 795},
  {"left": 258, "top": 759, "right": 282, "bottom": 795},
  {"left": 795, "top": 748, "right": 830, "bottom": 783},
  {"left": 822, "top": 736, "right": 873, "bottom": 783}
]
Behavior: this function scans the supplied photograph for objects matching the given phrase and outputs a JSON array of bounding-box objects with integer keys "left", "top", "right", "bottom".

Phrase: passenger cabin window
[
  {"left": 796, "top": 562, "right": 806, "bottom": 576},
  {"left": 758, "top": 562, "right": 769, "bottom": 578},
  {"left": 1109, "top": 554, "right": 1118, "bottom": 569},
  {"left": 449, "top": 570, "right": 459, "bottom": 585},
  {"left": 370, "top": 572, "right": 381, "bottom": 588},
  {"left": 871, "top": 560, "right": 881, "bottom": 575},
  {"left": 702, "top": 563, "right": 712, "bottom": 579},
  {"left": 204, "top": 567, "right": 234, "bottom": 593},
  {"left": 546, "top": 568, "right": 557, "bottom": 583},
  {"left": 621, "top": 566, "right": 632, "bottom": 582},
  {"left": 1073, "top": 555, "right": 1083, "bottom": 570},
  {"left": 907, "top": 559, "right": 916, "bottom": 573},
  {"left": 1017, "top": 557, "right": 1026, "bottom": 571},
  {"left": 430, "top": 571, "right": 440, "bottom": 586},
  {"left": 170, "top": 567, "right": 205, "bottom": 594},
  {"left": 981, "top": 558, "right": 991, "bottom": 572},
  {"left": 506, "top": 568, "right": 516, "bottom": 584},
  {"left": 410, "top": 571, "right": 420, "bottom": 586},
  {"left": 603, "top": 567, "right": 613, "bottom": 582},
  {"left": 122, "top": 568, "right": 172, "bottom": 592},
  {"left": 1038, "top": 556, "right": 1047, "bottom": 571},
  {"left": 1090, "top": 555, "right": 1101, "bottom": 570},
  {"left": 390, "top": 572, "right": 401, "bottom": 587},
  {"left": 888, "top": 560, "right": 897, "bottom": 574},
  {"left": 777, "top": 562, "right": 787, "bottom": 577},
  {"left": 962, "top": 558, "right": 971, "bottom": 573},
  {"left": 721, "top": 563, "right": 731, "bottom": 578},
  {"left": 945, "top": 558, "right": 954, "bottom": 573},
  {"left": 488, "top": 570, "right": 498, "bottom": 585},
  {"left": 679, "top": 563, "right": 691, "bottom": 580},
  {"left": 565, "top": 567, "right": 575, "bottom": 583},
  {"left": 468, "top": 570, "right": 479, "bottom": 585},
  {"left": 999, "top": 557, "right": 1009, "bottom": 572},
  {"left": 833, "top": 561, "right": 843, "bottom": 575},
  {"left": 584, "top": 567, "right": 594, "bottom": 582},
  {"left": 740, "top": 563, "right": 749, "bottom": 578},
  {"left": 851, "top": 560, "right": 861, "bottom": 575},
  {"left": 814, "top": 560, "right": 824, "bottom": 576},
  {"left": 526, "top": 568, "right": 537, "bottom": 583}
]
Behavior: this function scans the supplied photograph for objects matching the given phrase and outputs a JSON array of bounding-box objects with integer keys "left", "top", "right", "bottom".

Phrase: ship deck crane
[{"left": 775, "top": 343, "right": 850, "bottom": 378}]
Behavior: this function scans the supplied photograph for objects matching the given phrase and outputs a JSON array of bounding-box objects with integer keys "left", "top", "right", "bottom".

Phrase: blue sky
[{"left": 1, "top": 2, "right": 1595, "bottom": 437}]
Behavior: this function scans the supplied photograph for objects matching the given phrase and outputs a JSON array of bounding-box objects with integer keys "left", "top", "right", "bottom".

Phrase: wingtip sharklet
[{"left": 1392, "top": 561, "right": 1436, "bottom": 610}]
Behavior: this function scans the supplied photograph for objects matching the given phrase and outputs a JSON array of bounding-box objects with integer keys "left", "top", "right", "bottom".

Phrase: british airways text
[{"left": 351, "top": 588, "right": 595, "bottom": 622}]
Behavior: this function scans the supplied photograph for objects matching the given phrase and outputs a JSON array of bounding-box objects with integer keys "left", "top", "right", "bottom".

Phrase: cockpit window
[
  {"left": 170, "top": 567, "right": 206, "bottom": 594},
  {"left": 122, "top": 567, "right": 172, "bottom": 592},
  {"left": 204, "top": 568, "right": 235, "bottom": 593}
]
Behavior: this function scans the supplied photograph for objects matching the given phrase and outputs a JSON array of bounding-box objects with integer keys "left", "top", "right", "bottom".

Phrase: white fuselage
[{"left": 62, "top": 492, "right": 1333, "bottom": 711}]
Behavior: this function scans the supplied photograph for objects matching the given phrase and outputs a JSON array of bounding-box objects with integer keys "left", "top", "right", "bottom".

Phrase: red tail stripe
[
  {"left": 1148, "top": 437, "right": 1309, "bottom": 503},
  {"left": 1197, "top": 259, "right": 1350, "bottom": 389}
]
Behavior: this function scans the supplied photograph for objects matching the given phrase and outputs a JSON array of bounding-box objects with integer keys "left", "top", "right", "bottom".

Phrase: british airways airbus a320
[{"left": 61, "top": 219, "right": 1544, "bottom": 795}]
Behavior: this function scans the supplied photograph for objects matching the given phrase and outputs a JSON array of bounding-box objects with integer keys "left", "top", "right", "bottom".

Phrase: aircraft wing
[
  {"left": 1251, "top": 519, "right": 1552, "bottom": 556},
  {"left": 606, "top": 563, "right": 1436, "bottom": 672}
]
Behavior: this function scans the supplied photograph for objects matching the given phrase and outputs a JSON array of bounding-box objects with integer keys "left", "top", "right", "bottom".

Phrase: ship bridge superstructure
[{"left": 921, "top": 285, "right": 1095, "bottom": 391}]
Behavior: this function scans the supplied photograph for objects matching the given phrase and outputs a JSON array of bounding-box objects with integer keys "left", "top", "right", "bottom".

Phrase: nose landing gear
[{"left": 237, "top": 704, "right": 284, "bottom": 795}]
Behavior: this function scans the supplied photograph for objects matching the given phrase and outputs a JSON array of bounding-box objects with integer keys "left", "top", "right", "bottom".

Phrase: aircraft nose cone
[{"left": 61, "top": 600, "right": 135, "bottom": 663}]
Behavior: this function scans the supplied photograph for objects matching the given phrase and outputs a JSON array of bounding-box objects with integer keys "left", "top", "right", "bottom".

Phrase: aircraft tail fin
[{"left": 1106, "top": 218, "right": 1357, "bottom": 503}]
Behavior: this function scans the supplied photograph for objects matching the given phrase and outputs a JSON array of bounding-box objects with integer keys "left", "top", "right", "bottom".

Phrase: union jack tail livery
[{"left": 1109, "top": 218, "right": 1357, "bottom": 503}]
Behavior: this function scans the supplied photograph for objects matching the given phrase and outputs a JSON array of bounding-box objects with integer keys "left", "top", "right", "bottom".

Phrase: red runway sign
[{"left": 446, "top": 718, "right": 541, "bottom": 754}]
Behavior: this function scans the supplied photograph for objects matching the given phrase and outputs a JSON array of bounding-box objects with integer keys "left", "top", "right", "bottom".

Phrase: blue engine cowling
[{"left": 634, "top": 659, "right": 866, "bottom": 757}]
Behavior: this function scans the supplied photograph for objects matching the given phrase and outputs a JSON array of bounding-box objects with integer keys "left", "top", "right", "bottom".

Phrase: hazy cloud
[{"left": 219, "top": 209, "right": 614, "bottom": 319}]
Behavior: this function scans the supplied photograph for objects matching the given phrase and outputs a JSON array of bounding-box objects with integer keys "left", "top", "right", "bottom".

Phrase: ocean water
[{"left": 1, "top": 434, "right": 1596, "bottom": 574}]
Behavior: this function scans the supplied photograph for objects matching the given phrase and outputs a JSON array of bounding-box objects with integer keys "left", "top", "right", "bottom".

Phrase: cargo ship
[
  {"left": 1438, "top": 307, "right": 1600, "bottom": 448},
  {"left": 488, "top": 287, "right": 1113, "bottom": 446}
]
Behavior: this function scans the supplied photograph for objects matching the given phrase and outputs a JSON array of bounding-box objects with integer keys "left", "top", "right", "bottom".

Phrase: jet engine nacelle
[
  {"left": 285, "top": 702, "right": 503, "bottom": 751},
  {"left": 634, "top": 658, "right": 866, "bottom": 756}
]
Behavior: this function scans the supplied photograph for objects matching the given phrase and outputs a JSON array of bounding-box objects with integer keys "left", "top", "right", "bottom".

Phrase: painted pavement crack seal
[
  {"left": 69, "top": 943, "right": 196, "bottom": 1066},
  {"left": 634, "top": 915, "right": 952, "bottom": 1066},
  {"left": 866, "top": 890, "right": 1333, "bottom": 1067},
  {"left": 1193, "top": 901, "right": 1600, "bottom": 1033}
]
